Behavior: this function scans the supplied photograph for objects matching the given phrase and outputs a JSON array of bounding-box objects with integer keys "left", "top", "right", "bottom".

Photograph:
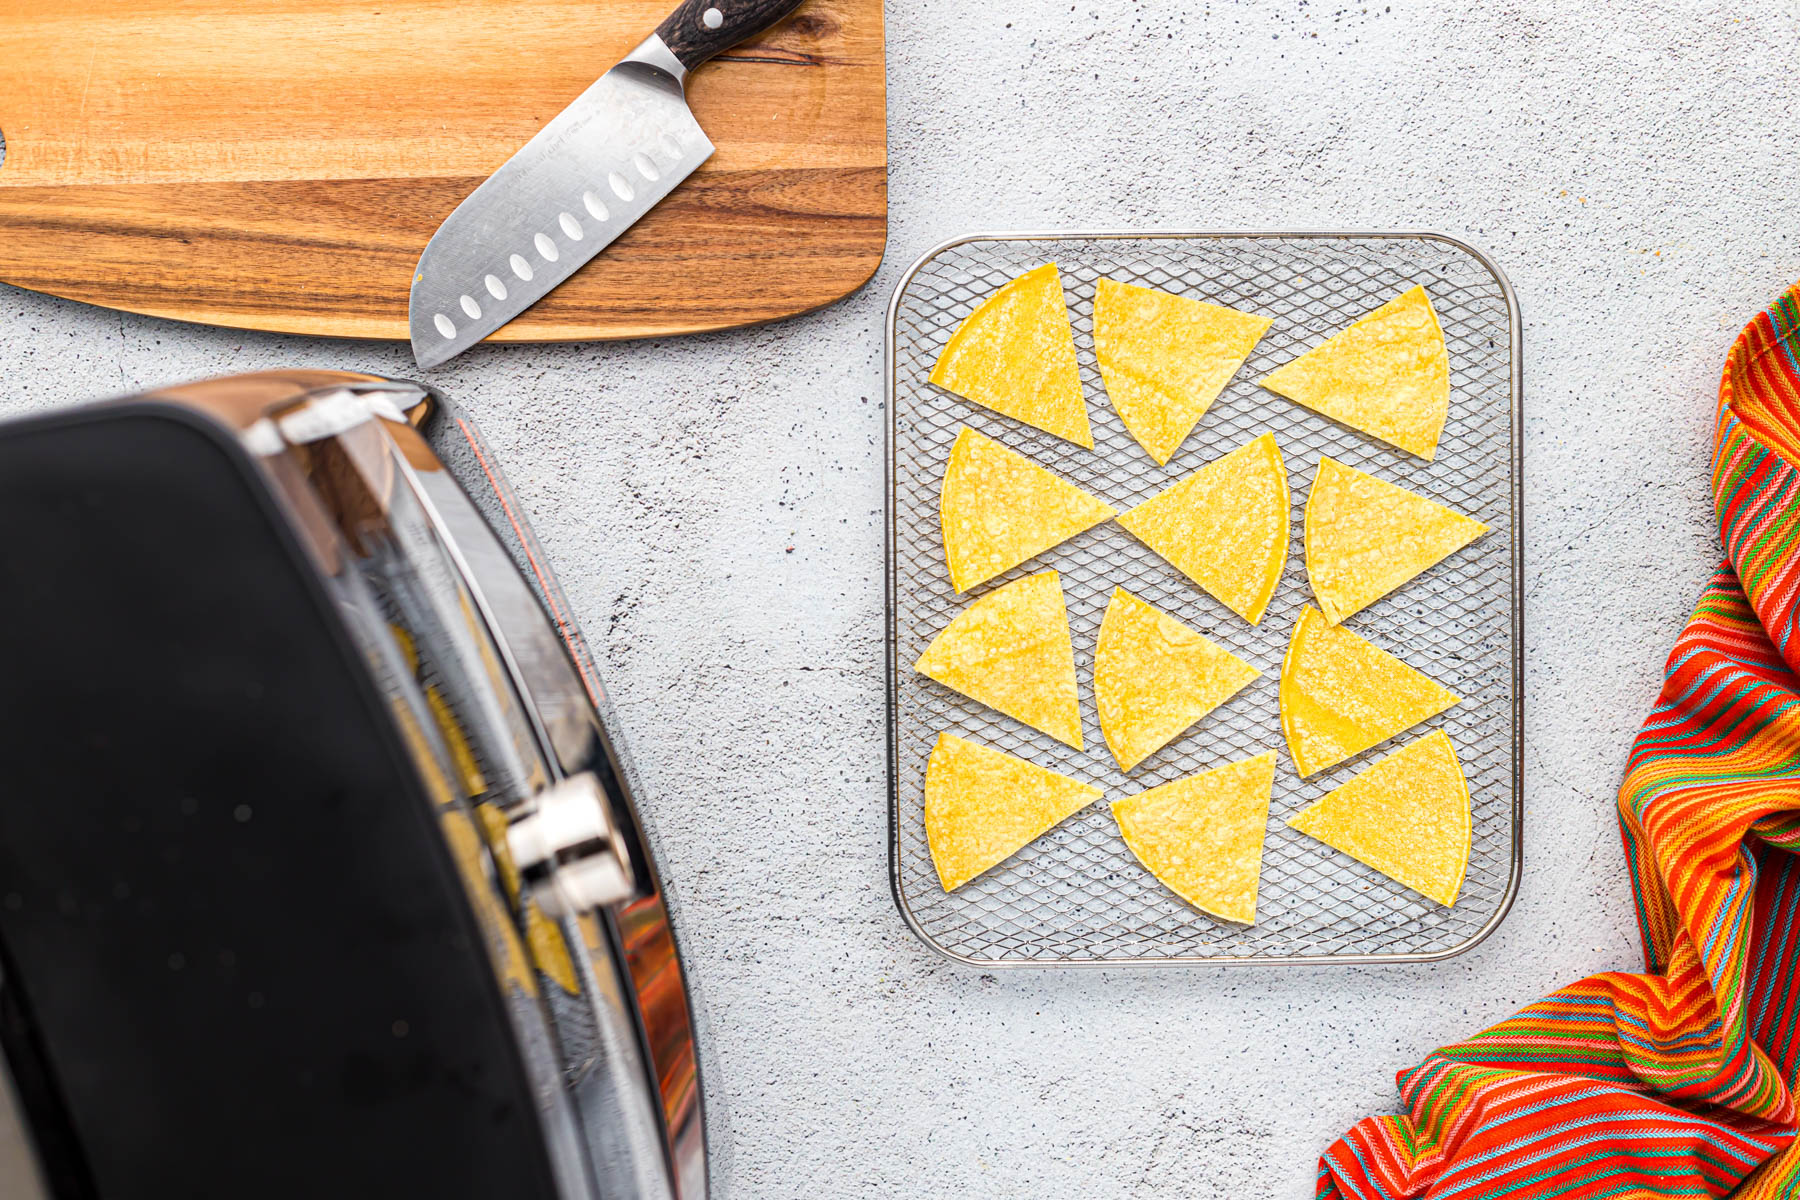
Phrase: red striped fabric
[{"left": 1318, "top": 283, "right": 1800, "bottom": 1199}]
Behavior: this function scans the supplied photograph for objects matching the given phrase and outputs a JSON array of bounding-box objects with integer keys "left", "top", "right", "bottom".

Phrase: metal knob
[{"left": 506, "top": 772, "right": 635, "bottom": 917}]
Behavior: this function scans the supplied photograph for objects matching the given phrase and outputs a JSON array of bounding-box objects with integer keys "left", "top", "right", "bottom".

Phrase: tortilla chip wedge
[
  {"left": 1260, "top": 285, "right": 1451, "bottom": 459},
  {"left": 1094, "top": 279, "right": 1272, "bottom": 465},
  {"left": 1287, "top": 730, "right": 1471, "bottom": 906},
  {"left": 1280, "top": 605, "right": 1460, "bottom": 778},
  {"left": 925, "top": 733, "right": 1102, "bottom": 891},
  {"left": 1112, "top": 752, "right": 1276, "bottom": 923},
  {"left": 914, "top": 571, "right": 1083, "bottom": 749},
  {"left": 929, "top": 263, "right": 1093, "bottom": 449},
  {"left": 1304, "top": 457, "right": 1488, "bottom": 624},
  {"left": 939, "top": 427, "right": 1116, "bottom": 593},
  {"left": 1117, "top": 432, "right": 1289, "bottom": 625},
  {"left": 1095, "top": 588, "right": 1260, "bottom": 772}
]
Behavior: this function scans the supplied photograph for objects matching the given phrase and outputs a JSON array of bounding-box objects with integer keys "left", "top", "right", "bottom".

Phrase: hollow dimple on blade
[{"left": 409, "top": 61, "right": 714, "bottom": 368}]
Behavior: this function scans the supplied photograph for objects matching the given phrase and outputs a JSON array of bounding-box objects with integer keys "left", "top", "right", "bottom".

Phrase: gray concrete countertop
[{"left": 3, "top": 1, "right": 1798, "bottom": 1194}]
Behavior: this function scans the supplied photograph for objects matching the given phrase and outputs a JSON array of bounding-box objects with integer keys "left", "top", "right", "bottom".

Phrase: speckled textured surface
[{"left": 2, "top": 0, "right": 1798, "bottom": 1193}]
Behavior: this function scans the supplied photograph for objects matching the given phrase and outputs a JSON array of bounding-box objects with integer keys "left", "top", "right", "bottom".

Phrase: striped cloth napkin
[{"left": 1319, "top": 285, "right": 1800, "bottom": 1199}]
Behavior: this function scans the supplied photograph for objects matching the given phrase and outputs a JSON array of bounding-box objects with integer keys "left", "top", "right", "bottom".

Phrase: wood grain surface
[{"left": 0, "top": 0, "right": 886, "bottom": 342}]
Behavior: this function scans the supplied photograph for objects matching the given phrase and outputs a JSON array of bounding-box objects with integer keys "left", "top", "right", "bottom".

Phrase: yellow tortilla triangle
[
  {"left": 1281, "top": 606, "right": 1460, "bottom": 777},
  {"left": 1116, "top": 432, "right": 1289, "bottom": 625},
  {"left": 1094, "top": 279, "right": 1272, "bottom": 465},
  {"left": 1112, "top": 752, "right": 1276, "bottom": 923},
  {"left": 1260, "top": 285, "right": 1451, "bottom": 459},
  {"left": 913, "top": 571, "right": 1083, "bottom": 748},
  {"left": 1287, "top": 730, "right": 1470, "bottom": 906},
  {"left": 1095, "top": 589, "right": 1260, "bottom": 772},
  {"left": 925, "top": 733, "right": 1101, "bottom": 891},
  {"left": 1304, "top": 457, "right": 1489, "bottom": 624},
  {"left": 928, "top": 263, "right": 1093, "bottom": 448},
  {"left": 939, "top": 427, "right": 1117, "bottom": 593}
]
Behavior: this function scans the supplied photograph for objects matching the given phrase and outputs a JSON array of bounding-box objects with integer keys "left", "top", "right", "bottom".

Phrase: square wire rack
[{"left": 885, "top": 231, "right": 1522, "bottom": 967}]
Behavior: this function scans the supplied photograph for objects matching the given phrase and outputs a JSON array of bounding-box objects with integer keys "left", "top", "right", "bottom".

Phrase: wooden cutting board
[{"left": 0, "top": 0, "right": 886, "bottom": 342}]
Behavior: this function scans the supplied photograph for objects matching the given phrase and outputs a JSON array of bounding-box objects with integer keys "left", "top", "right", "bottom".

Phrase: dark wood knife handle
[{"left": 655, "top": 0, "right": 807, "bottom": 71}]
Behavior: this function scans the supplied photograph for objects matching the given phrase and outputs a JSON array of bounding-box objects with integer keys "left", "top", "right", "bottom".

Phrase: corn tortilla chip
[
  {"left": 925, "top": 733, "right": 1102, "bottom": 891},
  {"left": 1287, "top": 730, "right": 1471, "bottom": 906},
  {"left": 1116, "top": 432, "right": 1289, "bottom": 625},
  {"left": 1280, "top": 605, "right": 1460, "bottom": 778},
  {"left": 1260, "top": 285, "right": 1451, "bottom": 459},
  {"left": 1095, "top": 588, "right": 1260, "bottom": 772},
  {"left": 939, "top": 427, "right": 1116, "bottom": 593},
  {"left": 1094, "top": 279, "right": 1273, "bottom": 465},
  {"left": 914, "top": 571, "right": 1083, "bottom": 748},
  {"left": 1112, "top": 752, "right": 1276, "bottom": 924},
  {"left": 929, "top": 263, "right": 1092, "bottom": 448},
  {"left": 1304, "top": 457, "right": 1488, "bottom": 624}
]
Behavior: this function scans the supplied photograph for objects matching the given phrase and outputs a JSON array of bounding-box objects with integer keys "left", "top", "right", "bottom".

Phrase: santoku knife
[{"left": 409, "top": 0, "right": 807, "bottom": 368}]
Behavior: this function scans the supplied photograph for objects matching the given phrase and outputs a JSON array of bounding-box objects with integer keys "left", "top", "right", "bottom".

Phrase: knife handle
[{"left": 655, "top": 0, "right": 808, "bottom": 72}]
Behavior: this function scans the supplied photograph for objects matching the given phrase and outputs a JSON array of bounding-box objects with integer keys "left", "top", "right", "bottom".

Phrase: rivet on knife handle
[{"left": 655, "top": 0, "right": 809, "bottom": 71}]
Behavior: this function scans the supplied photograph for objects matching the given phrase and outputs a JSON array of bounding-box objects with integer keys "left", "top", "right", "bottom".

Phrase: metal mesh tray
[{"left": 885, "top": 231, "right": 1522, "bottom": 967}]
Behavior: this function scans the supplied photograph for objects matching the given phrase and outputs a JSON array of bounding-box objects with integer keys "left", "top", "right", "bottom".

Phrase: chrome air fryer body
[{"left": 0, "top": 372, "right": 705, "bottom": 1200}]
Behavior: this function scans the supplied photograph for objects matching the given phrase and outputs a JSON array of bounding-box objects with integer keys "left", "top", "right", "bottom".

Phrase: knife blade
[{"left": 409, "top": 0, "right": 808, "bottom": 369}]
